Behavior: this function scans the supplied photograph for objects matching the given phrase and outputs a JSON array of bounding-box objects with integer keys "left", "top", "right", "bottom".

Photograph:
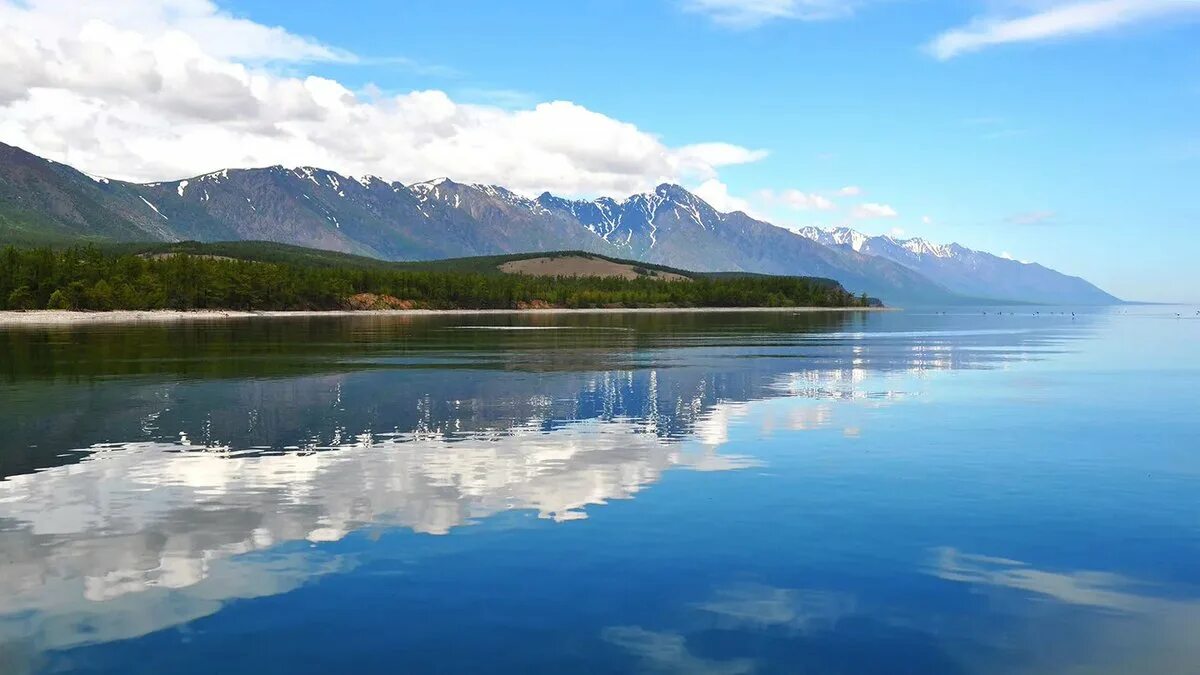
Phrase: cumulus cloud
[
  {"left": 756, "top": 188, "right": 837, "bottom": 211},
  {"left": 0, "top": 0, "right": 351, "bottom": 64},
  {"left": 837, "top": 185, "right": 862, "bottom": 196},
  {"left": 0, "top": 0, "right": 767, "bottom": 197},
  {"left": 921, "top": 215, "right": 933, "bottom": 225},
  {"left": 927, "top": 0, "right": 1200, "bottom": 60},
  {"left": 851, "top": 202, "right": 898, "bottom": 219},
  {"left": 682, "top": 0, "right": 860, "bottom": 27},
  {"left": 693, "top": 178, "right": 757, "bottom": 214},
  {"left": 677, "top": 142, "right": 769, "bottom": 167}
]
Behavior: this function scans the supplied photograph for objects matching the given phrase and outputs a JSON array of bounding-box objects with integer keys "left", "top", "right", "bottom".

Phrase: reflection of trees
[{"left": 0, "top": 309, "right": 1081, "bottom": 477}]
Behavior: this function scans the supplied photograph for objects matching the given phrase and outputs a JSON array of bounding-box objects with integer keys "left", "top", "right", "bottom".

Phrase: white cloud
[
  {"left": 692, "top": 178, "right": 756, "bottom": 214},
  {"left": 756, "top": 188, "right": 837, "bottom": 211},
  {"left": 889, "top": 227, "right": 906, "bottom": 237},
  {"left": 921, "top": 215, "right": 933, "bottom": 225},
  {"left": 0, "top": 0, "right": 351, "bottom": 64},
  {"left": 682, "top": 0, "right": 859, "bottom": 27},
  {"left": 677, "top": 142, "right": 769, "bottom": 167},
  {"left": 837, "top": 185, "right": 862, "bottom": 196},
  {"left": 851, "top": 202, "right": 898, "bottom": 219},
  {"left": 0, "top": 0, "right": 767, "bottom": 198},
  {"left": 927, "top": 0, "right": 1200, "bottom": 60}
]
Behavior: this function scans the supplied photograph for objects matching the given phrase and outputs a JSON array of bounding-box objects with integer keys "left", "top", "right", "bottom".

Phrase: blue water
[{"left": 0, "top": 307, "right": 1196, "bottom": 674}]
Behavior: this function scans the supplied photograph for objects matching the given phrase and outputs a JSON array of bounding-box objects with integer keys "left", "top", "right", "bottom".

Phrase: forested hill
[{"left": 0, "top": 243, "right": 878, "bottom": 312}]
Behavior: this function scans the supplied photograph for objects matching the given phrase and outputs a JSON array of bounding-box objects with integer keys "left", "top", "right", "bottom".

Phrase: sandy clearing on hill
[{"left": 498, "top": 256, "right": 690, "bottom": 281}]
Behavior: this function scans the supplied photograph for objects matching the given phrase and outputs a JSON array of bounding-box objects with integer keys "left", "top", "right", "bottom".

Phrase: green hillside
[{"left": 1, "top": 241, "right": 876, "bottom": 312}]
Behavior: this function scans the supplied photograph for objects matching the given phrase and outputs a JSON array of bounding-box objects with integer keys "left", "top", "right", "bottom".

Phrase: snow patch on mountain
[
  {"left": 294, "top": 168, "right": 317, "bottom": 186},
  {"left": 138, "top": 195, "right": 167, "bottom": 220},
  {"left": 197, "top": 169, "right": 229, "bottom": 183},
  {"left": 473, "top": 184, "right": 551, "bottom": 214},
  {"left": 799, "top": 226, "right": 957, "bottom": 259}
]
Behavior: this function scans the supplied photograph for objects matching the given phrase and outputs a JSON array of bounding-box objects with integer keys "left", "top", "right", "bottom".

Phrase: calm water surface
[{"left": 0, "top": 307, "right": 1197, "bottom": 674}]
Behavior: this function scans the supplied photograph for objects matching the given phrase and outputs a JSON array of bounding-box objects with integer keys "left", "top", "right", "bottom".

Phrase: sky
[{"left": 0, "top": 0, "right": 1197, "bottom": 301}]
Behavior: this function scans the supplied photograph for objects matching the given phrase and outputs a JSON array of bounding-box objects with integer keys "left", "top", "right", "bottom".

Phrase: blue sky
[{"left": 1, "top": 0, "right": 1197, "bottom": 300}]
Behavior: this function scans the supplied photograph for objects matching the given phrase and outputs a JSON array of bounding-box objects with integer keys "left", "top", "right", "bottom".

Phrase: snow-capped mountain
[
  {"left": 538, "top": 183, "right": 711, "bottom": 255},
  {"left": 535, "top": 184, "right": 957, "bottom": 302},
  {"left": 797, "top": 226, "right": 1118, "bottom": 304},
  {"left": 797, "top": 227, "right": 956, "bottom": 259},
  {"left": 0, "top": 141, "right": 1119, "bottom": 304}
]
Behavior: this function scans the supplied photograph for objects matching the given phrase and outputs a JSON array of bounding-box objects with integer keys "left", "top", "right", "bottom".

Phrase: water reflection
[
  {"left": 602, "top": 625, "right": 757, "bottom": 675},
  {"left": 0, "top": 420, "right": 761, "bottom": 657},
  {"left": 929, "top": 548, "right": 1200, "bottom": 674},
  {"left": 604, "top": 582, "right": 964, "bottom": 675},
  {"left": 0, "top": 309, "right": 1128, "bottom": 670},
  {"left": 600, "top": 549, "right": 1200, "bottom": 675},
  {"left": 0, "top": 310, "right": 1084, "bottom": 478},
  {"left": 695, "top": 583, "right": 857, "bottom": 630}
]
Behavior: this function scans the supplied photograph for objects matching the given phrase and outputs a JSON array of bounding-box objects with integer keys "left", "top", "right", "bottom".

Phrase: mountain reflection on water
[
  {"left": 0, "top": 311, "right": 1068, "bottom": 476},
  {"left": 2, "top": 308, "right": 1195, "bottom": 674}
]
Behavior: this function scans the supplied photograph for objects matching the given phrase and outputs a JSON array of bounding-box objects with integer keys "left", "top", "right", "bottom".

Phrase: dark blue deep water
[{"left": 0, "top": 306, "right": 1196, "bottom": 674}]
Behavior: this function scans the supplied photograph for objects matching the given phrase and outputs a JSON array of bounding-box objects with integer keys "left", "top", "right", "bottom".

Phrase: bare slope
[{"left": 499, "top": 255, "right": 690, "bottom": 281}]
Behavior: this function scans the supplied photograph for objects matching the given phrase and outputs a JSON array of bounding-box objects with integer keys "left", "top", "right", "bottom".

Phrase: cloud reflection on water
[
  {"left": 0, "top": 363, "right": 902, "bottom": 661},
  {"left": 929, "top": 548, "right": 1200, "bottom": 675},
  {"left": 0, "top": 310, "right": 1107, "bottom": 667}
]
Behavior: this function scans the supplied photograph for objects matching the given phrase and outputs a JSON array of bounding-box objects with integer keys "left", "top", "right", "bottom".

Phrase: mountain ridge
[
  {"left": 0, "top": 141, "right": 1118, "bottom": 304},
  {"left": 796, "top": 225, "right": 1119, "bottom": 304}
]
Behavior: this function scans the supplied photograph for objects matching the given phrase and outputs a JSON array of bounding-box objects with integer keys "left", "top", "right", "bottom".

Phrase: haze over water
[{"left": 0, "top": 307, "right": 1196, "bottom": 674}]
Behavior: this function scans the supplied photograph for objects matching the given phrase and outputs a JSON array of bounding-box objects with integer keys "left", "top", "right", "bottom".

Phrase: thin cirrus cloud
[
  {"left": 1007, "top": 210, "right": 1057, "bottom": 225},
  {"left": 682, "top": 0, "right": 1196, "bottom": 59},
  {"left": 681, "top": 0, "right": 860, "bottom": 27},
  {"left": 927, "top": 0, "right": 1200, "bottom": 60},
  {"left": 0, "top": 0, "right": 768, "bottom": 198}
]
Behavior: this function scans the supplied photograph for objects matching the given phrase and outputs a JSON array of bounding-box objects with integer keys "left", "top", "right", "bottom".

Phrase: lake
[{"left": 0, "top": 307, "right": 1196, "bottom": 674}]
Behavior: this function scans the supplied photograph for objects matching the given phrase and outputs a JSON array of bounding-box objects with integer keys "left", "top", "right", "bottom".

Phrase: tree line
[{"left": 0, "top": 245, "right": 874, "bottom": 311}]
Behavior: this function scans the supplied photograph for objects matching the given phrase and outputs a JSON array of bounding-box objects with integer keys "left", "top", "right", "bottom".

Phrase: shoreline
[{"left": 0, "top": 307, "right": 893, "bottom": 327}]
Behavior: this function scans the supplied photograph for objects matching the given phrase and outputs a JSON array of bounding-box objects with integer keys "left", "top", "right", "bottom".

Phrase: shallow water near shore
[
  {"left": 0, "top": 306, "right": 1196, "bottom": 674},
  {"left": 0, "top": 306, "right": 890, "bottom": 327}
]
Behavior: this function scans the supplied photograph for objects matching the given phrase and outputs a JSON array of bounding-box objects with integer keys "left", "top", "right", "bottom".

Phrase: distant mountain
[
  {"left": 0, "top": 143, "right": 612, "bottom": 260},
  {"left": 537, "top": 185, "right": 953, "bottom": 303},
  {"left": 0, "top": 142, "right": 176, "bottom": 244},
  {"left": 0, "top": 141, "right": 1113, "bottom": 304},
  {"left": 797, "top": 226, "right": 1120, "bottom": 304},
  {"left": 130, "top": 169, "right": 616, "bottom": 261}
]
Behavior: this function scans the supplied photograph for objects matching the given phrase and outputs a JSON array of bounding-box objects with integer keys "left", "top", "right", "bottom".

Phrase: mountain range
[
  {"left": 796, "top": 226, "right": 1118, "bottom": 305},
  {"left": 0, "top": 141, "right": 1119, "bottom": 305}
]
